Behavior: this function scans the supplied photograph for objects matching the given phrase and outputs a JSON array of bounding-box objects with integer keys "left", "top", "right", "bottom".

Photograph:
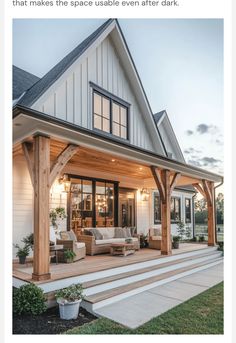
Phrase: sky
[{"left": 13, "top": 18, "right": 224, "bottom": 176}]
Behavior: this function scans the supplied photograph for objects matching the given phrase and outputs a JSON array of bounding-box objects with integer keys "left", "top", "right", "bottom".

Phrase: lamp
[
  {"left": 59, "top": 174, "right": 71, "bottom": 193},
  {"left": 141, "top": 188, "right": 150, "bottom": 201}
]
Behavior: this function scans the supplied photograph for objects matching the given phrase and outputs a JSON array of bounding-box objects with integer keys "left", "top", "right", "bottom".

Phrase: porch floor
[{"left": 13, "top": 243, "right": 208, "bottom": 284}]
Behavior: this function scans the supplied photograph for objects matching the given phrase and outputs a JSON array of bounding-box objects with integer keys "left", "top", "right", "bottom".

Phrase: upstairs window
[{"left": 93, "top": 89, "right": 128, "bottom": 140}]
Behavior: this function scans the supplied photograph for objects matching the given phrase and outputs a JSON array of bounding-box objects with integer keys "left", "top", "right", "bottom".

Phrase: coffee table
[{"left": 110, "top": 243, "right": 135, "bottom": 257}]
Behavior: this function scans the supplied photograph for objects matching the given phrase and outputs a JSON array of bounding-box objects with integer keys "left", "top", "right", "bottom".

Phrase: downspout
[
  {"left": 191, "top": 191, "right": 197, "bottom": 238},
  {"left": 214, "top": 178, "right": 224, "bottom": 244}
]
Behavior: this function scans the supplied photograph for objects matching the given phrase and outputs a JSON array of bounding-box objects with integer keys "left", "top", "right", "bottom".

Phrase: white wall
[{"left": 32, "top": 36, "right": 155, "bottom": 152}]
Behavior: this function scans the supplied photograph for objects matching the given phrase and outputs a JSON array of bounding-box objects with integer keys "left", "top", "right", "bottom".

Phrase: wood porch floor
[{"left": 13, "top": 243, "right": 208, "bottom": 285}]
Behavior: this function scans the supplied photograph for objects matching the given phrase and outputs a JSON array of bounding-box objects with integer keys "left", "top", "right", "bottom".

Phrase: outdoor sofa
[{"left": 77, "top": 227, "right": 140, "bottom": 255}]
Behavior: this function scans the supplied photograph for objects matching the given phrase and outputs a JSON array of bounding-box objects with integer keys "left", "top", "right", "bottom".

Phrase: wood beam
[
  {"left": 49, "top": 144, "right": 79, "bottom": 186},
  {"left": 150, "top": 166, "right": 165, "bottom": 203},
  {"left": 22, "top": 142, "right": 35, "bottom": 187},
  {"left": 160, "top": 169, "right": 172, "bottom": 255},
  {"left": 170, "top": 172, "right": 181, "bottom": 194},
  {"left": 206, "top": 181, "right": 216, "bottom": 246},
  {"left": 193, "top": 183, "right": 205, "bottom": 198},
  {"left": 202, "top": 179, "right": 212, "bottom": 206},
  {"left": 32, "top": 135, "right": 51, "bottom": 281}
]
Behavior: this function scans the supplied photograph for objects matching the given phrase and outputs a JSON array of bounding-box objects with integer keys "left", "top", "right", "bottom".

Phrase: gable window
[
  {"left": 93, "top": 87, "right": 128, "bottom": 140},
  {"left": 153, "top": 193, "right": 161, "bottom": 224},
  {"left": 171, "top": 197, "right": 181, "bottom": 222},
  {"left": 185, "top": 198, "right": 191, "bottom": 223}
]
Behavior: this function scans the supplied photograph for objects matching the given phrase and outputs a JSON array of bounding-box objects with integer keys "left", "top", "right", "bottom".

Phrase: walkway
[{"left": 95, "top": 262, "right": 223, "bottom": 329}]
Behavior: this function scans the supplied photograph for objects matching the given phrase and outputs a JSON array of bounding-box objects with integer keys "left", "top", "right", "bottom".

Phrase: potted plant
[
  {"left": 139, "top": 233, "right": 148, "bottom": 248},
  {"left": 21, "top": 233, "right": 34, "bottom": 250},
  {"left": 55, "top": 283, "right": 84, "bottom": 320},
  {"left": 172, "top": 235, "right": 180, "bottom": 249},
  {"left": 14, "top": 244, "right": 30, "bottom": 264},
  {"left": 64, "top": 249, "right": 76, "bottom": 263}
]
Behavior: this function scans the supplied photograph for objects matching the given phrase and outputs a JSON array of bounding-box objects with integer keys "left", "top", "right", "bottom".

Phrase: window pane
[
  {"left": 94, "top": 114, "right": 102, "bottom": 130},
  {"left": 83, "top": 180, "right": 92, "bottom": 193},
  {"left": 113, "top": 103, "right": 120, "bottom": 123},
  {"left": 113, "top": 122, "right": 120, "bottom": 137},
  {"left": 121, "top": 126, "right": 127, "bottom": 139},
  {"left": 94, "top": 93, "right": 101, "bottom": 115},
  {"left": 103, "top": 118, "right": 110, "bottom": 133},
  {"left": 102, "top": 97, "right": 110, "bottom": 119},
  {"left": 96, "top": 182, "right": 106, "bottom": 227},
  {"left": 120, "top": 107, "right": 127, "bottom": 126},
  {"left": 106, "top": 183, "right": 114, "bottom": 227}
]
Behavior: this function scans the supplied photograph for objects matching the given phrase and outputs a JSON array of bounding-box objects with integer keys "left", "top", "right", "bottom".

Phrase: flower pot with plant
[
  {"left": 55, "top": 283, "right": 84, "bottom": 320},
  {"left": 172, "top": 235, "right": 180, "bottom": 249},
  {"left": 64, "top": 249, "right": 76, "bottom": 263},
  {"left": 14, "top": 244, "right": 30, "bottom": 264}
]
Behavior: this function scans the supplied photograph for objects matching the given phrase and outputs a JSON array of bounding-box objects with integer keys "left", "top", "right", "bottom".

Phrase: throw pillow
[
  {"left": 153, "top": 228, "right": 161, "bottom": 236},
  {"left": 114, "top": 227, "right": 127, "bottom": 238},
  {"left": 90, "top": 228, "right": 103, "bottom": 240},
  {"left": 84, "top": 229, "right": 93, "bottom": 236},
  {"left": 125, "top": 227, "right": 132, "bottom": 237},
  {"left": 68, "top": 230, "right": 77, "bottom": 241},
  {"left": 60, "top": 231, "right": 70, "bottom": 240},
  {"left": 102, "top": 233, "right": 110, "bottom": 239}
]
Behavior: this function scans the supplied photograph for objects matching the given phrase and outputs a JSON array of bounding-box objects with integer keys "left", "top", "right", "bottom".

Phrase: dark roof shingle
[{"left": 13, "top": 65, "right": 40, "bottom": 100}]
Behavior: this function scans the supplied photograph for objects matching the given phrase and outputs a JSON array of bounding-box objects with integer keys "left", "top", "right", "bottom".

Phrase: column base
[
  {"left": 32, "top": 272, "right": 51, "bottom": 281},
  {"left": 161, "top": 250, "right": 172, "bottom": 256},
  {"left": 208, "top": 243, "right": 216, "bottom": 247}
]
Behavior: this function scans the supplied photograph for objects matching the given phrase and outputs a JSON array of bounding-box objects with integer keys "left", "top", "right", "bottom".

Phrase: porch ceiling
[
  {"left": 14, "top": 138, "right": 209, "bottom": 187},
  {"left": 13, "top": 108, "right": 223, "bottom": 185}
]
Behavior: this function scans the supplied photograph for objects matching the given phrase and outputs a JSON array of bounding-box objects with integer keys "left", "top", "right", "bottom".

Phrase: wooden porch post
[
  {"left": 32, "top": 134, "right": 51, "bottom": 281},
  {"left": 193, "top": 181, "right": 216, "bottom": 246},
  {"left": 151, "top": 167, "right": 172, "bottom": 255}
]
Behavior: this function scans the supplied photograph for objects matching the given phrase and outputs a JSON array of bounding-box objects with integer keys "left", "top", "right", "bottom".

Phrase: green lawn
[{"left": 66, "top": 282, "right": 224, "bottom": 335}]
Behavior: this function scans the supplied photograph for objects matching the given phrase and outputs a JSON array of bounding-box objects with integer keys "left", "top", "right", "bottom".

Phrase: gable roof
[
  {"left": 17, "top": 19, "right": 113, "bottom": 107},
  {"left": 13, "top": 65, "right": 40, "bottom": 100},
  {"left": 153, "top": 110, "right": 166, "bottom": 124}
]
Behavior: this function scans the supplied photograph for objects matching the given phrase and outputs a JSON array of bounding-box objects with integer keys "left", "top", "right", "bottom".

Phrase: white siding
[{"left": 33, "top": 36, "right": 155, "bottom": 152}]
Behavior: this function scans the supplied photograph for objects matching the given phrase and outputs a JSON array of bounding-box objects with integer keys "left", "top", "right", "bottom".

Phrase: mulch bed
[{"left": 13, "top": 306, "right": 97, "bottom": 334}]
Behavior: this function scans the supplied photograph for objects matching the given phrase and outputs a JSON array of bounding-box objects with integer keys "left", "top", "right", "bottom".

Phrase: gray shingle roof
[
  {"left": 153, "top": 110, "right": 166, "bottom": 124},
  {"left": 13, "top": 65, "right": 40, "bottom": 100},
  {"left": 17, "top": 19, "right": 114, "bottom": 107}
]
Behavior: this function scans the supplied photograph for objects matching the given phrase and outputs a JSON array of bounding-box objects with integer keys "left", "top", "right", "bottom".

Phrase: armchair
[
  {"left": 148, "top": 228, "right": 162, "bottom": 250},
  {"left": 56, "top": 230, "right": 86, "bottom": 262}
]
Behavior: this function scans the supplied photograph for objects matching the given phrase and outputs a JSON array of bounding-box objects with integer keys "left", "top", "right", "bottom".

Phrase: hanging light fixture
[
  {"left": 141, "top": 188, "right": 150, "bottom": 201},
  {"left": 62, "top": 174, "right": 71, "bottom": 193}
]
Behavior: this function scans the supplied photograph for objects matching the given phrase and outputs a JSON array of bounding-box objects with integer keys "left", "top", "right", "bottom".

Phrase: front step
[{"left": 82, "top": 250, "right": 223, "bottom": 312}]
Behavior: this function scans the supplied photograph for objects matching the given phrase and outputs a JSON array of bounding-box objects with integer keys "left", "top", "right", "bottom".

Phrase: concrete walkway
[{"left": 95, "top": 262, "right": 223, "bottom": 329}]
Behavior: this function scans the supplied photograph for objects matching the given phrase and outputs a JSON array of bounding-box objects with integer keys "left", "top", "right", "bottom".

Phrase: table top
[
  {"left": 110, "top": 243, "right": 134, "bottom": 248},
  {"left": 50, "top": 244, "right": 64, "bottom": 251}
]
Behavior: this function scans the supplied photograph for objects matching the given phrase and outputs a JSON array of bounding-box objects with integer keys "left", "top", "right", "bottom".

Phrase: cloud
[
  {"left": 187, "top": 159, "right": 202, "bottom": 167},
  {"left": 184, "top": 147, "right": 202, "bottom": 154},
  {"left": 187, "top": 156, "right": 222, "bottom": 169},
  {"left": 196, "top": 123, "right": 218, "bottom": 135},
  {"left": 200, "top": 156, "right": 220, "bottom": 166},
  {"left": 215, "top": 139, "right": 223, "bottom": 146},
  {"left": 186, "top": 130, "right": 194, "bottom": 136}
]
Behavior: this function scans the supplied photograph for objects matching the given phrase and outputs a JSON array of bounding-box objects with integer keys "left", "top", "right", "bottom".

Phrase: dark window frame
[
  {"left": 91, "top": 82, "right": 130, "bottom": 141},
  {"left": 153, "top": 192, "right": 161, "bottom": 224},
  {"left": 185, "top": 198, "right": 192, "bottom": 223},
  {"left": 171, "top": 196, "right": 181, "bottom": 223}
]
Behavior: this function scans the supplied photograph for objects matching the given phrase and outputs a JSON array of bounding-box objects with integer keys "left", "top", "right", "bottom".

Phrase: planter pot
[
  {"left": 57, "top": 299, "right": 82, "bottom": 320},
  {"left": 65, "top": 258, "right": 74, "bottom": 264},
  {"left": 172, "top": 241, "right": 179, "bottom": 249},
  {"left": 19, "top": 256, "right": 26, "bottom": 264}
]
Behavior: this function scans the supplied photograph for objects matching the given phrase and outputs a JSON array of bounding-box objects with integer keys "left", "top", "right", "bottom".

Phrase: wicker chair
[
  {"left": 148, "top": 228, "right": 162, "bottom": 250},
  {"left": 56, "top": 230, "right": 86, "bottom": 262}
]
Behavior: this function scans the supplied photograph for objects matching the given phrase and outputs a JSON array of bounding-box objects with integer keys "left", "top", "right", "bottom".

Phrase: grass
[{"left": 66, "top": 282, "right": 224, "bottom": 335}]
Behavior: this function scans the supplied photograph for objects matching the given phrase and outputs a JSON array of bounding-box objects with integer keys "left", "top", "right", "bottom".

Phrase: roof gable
[{"left": 154, "top": 110, "right": 185, "bottom": 163}]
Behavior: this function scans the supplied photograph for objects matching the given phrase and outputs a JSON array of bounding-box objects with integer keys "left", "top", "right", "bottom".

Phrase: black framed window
[
  {"left": 185, "top": 198, "right": 191, "bottom": 223},
  {"left": 171, "top": 197, "right": 181, "bottom": 222},
  {"left": 153, "top": 193, "right": 161, "bottom": 224},
  {"left": 93, "top": 89, "right": 128, "bottom": 140}
]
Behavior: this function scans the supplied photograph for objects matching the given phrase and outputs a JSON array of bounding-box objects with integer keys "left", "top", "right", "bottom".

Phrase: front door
[{"left": 119, "top": 188, "right": 136, "bottom": 228}]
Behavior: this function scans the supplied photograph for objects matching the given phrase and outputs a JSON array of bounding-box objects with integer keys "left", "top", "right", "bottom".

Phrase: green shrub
[
  {"left": 64, "top": 249, "right": 76, "bottom": 261},
  {"left": 13, "top": 284, "right": 47, "bottom": 315},
  {"left": 55, "top": 284, "right": 84, "bottom": 303},
  {"left": 199, "top": 235, "right": 205, "bottom": 242}
]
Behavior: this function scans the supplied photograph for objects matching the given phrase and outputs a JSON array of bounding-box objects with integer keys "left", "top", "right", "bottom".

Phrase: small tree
[
  {"left": 176, "top": 220, "right": 185, "bottom": 241},
  {"left": 185, "top": 226, "right": 192, "bottom": 240}
]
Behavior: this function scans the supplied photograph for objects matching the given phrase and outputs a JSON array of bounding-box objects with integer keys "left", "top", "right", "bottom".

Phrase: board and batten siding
[{"left": 32, "top": 36, "right": 155, "bottom": 152}]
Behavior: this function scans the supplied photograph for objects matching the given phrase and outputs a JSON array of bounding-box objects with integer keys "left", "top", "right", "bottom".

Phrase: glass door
[{"left": 119, "top": 188, "right": 136, "bottom": 228}]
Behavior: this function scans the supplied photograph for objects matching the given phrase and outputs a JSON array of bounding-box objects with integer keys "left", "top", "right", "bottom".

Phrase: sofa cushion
[
  {"left": 151, "top": 235, "right": 162, "bottom": 241},
  {"left": 89, "top": 228, "right": 103, "bottom": 240},
  {"left": 68, "top": 230, "right": 77, "bottom": 241},
  {"left": 125, "top": 227, "right": 132, "bottom": 237},
  {"left": 114, "top": 227, "right": 127, "bottom": 238},
  {"left": 97, "top": 227, "right": 115, "bottom": 239},
  {"left": 95, "top": 237, "right": 138, "bottom": 245},
  {"left": 84, "top": 229, "right": 94, "bottom": 236},
  {"left": 75, "top": 242, "right": 85, "bottom": 249},
  {"left": 60, "top": 231, "right": 71, "bottom": 240}
]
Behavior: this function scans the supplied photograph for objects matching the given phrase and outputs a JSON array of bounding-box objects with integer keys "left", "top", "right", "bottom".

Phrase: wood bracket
[
  {"left": 22, "top": 142, "right": 35, "bottom": 187},
  {"left": 193, "top": 183, "right": 205, "bottom": 198},
  {"left": 170, "top": 172, "right": 181, "bottom": 194},
  {"left": 202, "top": 179, "right": 213, "bottom": 206},
  {"left": 49, "top": 144, "right": 79, "bottom": 186},
  {"left": 150, "top": 166, "right": 165, "bottom": 203}
]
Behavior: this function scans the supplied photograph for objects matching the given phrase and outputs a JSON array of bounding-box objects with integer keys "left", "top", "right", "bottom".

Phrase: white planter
[{"left": 57, "top": 299, "right": 82, "bottom": 320}]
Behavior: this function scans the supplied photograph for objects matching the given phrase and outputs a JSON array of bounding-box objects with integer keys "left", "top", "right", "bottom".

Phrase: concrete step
[
  {"left": 82, "top": 254, "right": 223, "bottom": 312},
  {"left": 83, "top": 250, "right": 222, "bottom": 296}
]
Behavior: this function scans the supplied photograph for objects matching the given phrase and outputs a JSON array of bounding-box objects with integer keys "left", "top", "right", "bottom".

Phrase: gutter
[{"left": 191, "top": 191, "right": 197, "bottom": 238}]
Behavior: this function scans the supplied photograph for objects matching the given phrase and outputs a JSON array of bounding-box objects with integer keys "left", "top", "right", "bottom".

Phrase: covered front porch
[{"left": 13, "top": 107, "right": 223, "bottom": 282}]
